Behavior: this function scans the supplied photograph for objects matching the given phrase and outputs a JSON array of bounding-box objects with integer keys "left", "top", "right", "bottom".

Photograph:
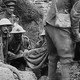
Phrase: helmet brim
[
  {"left": 10, "top": 30, "right": 26, "bottom": 33},
  {"left": 0, "top": 24, "right": 13, "bottom": 26}
]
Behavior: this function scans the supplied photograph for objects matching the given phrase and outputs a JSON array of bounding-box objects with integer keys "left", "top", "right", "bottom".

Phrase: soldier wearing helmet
[
  {"left": 0, "top": 18, "right": 12, "bottom": 33},
  {"left": 35, "top": 29, "right": 46, "bottom": 48},
  {"left": 10, "top": 23, "right": 26, "bottom": 33},
  {"left": 0, "top": 18, "right": 12, "bottom": 63},
  {"left": 24, "top": 29, "right": 48, "bottom": 78},
  {"left": 8, "top": 22, "right": 30, "bottom": 70}
]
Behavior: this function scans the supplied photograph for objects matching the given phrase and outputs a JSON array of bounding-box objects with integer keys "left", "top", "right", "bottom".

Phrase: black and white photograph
[{"left": 0, "top": 0, "right": 80, "bottom": 80}]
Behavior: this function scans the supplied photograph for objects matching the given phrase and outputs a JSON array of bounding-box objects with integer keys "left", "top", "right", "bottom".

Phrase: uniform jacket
[
  {"left": 8, "top": 35, "right": 29, "bottom": 55},
  {"left": 70, "top": 0, "right": 80, "bottom": 42},
  {"left": 46, "top": 0, "right": 76, "bottom": 27}
]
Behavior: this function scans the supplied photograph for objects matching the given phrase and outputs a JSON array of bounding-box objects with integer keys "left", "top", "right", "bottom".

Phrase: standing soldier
[
  {"left": 45, "top": 0, "right": 76, "bottom": 80},
  {"left": 8, "top": 22, "right": 30, "bottom": 70},
  {"left": 71, "top": 0, "right": 80, "bottom": 60}
]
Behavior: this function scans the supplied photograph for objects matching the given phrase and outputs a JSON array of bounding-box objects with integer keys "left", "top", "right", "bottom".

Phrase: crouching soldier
[
  {"left": 0, "top": 18, "right": 22, "bottom": 80},
  {"left": 8, "top": 22, "right": 30, "bottom": 70}
]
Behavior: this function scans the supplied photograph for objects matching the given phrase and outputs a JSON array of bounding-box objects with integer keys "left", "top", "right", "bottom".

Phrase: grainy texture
[{"left": 0, "top": 66, "right": 37, "bottom": 80}]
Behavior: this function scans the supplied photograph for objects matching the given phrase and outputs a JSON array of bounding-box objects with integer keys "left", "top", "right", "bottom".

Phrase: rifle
[
  {"left": 0, "top": 30, "right": 4, "bottom": 62},
  {"left": 2, "top": 28, "right": 9, "bottom": 63}
]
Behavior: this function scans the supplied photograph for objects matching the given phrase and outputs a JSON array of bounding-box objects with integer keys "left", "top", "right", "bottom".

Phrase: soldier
[
  {"left": 35, "top": 29, "right": 46, "bottom": 48},
  {"left": 33, "top": 29, "right": 48, "bottom": 78},
  {"left": 0, "top": 18, "right": 22, "bottom": 80},
  {"left": 71, "top": 0, "right": 80, "bottom": 60},
  {"left": 39, "top": 30, "right": 48, "bottom": 76},
  {"left": 44, "top": 0, "right": 77, "bottom": 80},
  {"left": 8, "top": 22, "right": 30, "bottom": 70},
  {"left": 0, "top": 18, "right": 13, "bottom": 63},
  {"left": 22, "top": 29, "right": 48, "bottom": 78}
]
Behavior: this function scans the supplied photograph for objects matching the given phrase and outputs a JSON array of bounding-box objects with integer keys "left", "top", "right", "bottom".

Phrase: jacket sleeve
[{"left": 71, "top": 0, "right": 80, "bottom": 41}]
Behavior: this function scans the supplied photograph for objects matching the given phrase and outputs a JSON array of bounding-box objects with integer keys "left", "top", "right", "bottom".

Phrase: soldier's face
[
  {"left": 1, "top": 26, "right": 9, "bottom": 33},
  {"left": 2, "top": 25, "right": 12, "bottom": 34},
  {"left": 14, "top": 33, "right": 22, "bottom": 40},
  {"left": 17, "top": 33, "right": 22, "bottom": 38}
]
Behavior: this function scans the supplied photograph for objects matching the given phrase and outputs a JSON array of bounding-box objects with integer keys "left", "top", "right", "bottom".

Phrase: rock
[
  {"left": 0, "top": 67, "right": 15, "bottom": 80},
  {"left": 0, "top": 66, "right": 37, "bottom": 80},
  {"left": 19, "top": 70, "right": 37, "bottom": 80}
]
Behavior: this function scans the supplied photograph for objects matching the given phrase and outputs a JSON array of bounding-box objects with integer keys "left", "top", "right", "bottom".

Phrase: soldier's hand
[
  {"left": 77, "top": 33, "right": 80, "bottom": 42},
  {"left": 23, "top": 49, "right": 29, "bottom": 57},
  {"left": 8, "top": 51, "right": 16, "bottom": 60},
  {"left": 19, "top": 50, "right": 24, "bottom": 54},
  {"left": 78, "top": 33, "right": 80, "bottom": 38},
  {"left": 8, "top": 51, "right": 15, "bottom": 56}
]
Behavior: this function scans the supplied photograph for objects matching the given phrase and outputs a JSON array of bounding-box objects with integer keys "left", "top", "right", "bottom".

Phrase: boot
[
  {"left": 48, "top": 60, "right": 57, "bottom": 80},
  {"left": 60, "top": 63, "right": 71, "bottom": 80},
  {"left": 60, "top": 58, "right": 74, "bottom": 80}
]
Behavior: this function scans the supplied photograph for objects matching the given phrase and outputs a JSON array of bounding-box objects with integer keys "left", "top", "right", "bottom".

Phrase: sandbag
[{"left": 0, "top": 67, "right": 15, "bottom": 80}]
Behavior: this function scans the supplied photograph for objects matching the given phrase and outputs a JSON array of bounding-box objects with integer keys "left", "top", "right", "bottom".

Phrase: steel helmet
[
  {"left": 40, "top": 29, "right": 45, "bottom": 36},
  {"left": 3, "top": 0, "right": 17, "bottom": 4},
  {"left": 0, "top": 18, "right": 12, "bottom": 26},
  {"left": 10, "top": 23, "right": 26, "bottom": 33}
]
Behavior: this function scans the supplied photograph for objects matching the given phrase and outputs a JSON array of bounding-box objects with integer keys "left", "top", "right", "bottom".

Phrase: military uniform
[
  {"left": 7, "top": 23, "right": 29, "bottom": 70},
  {"left": 23, "top": 30, "right": 48, "bottom": 78},
  {"left": 0, "top": 18, "right": 12, "bottom": 63},
  {"left": 8, "top": 35, "right": 29, "bottom": 55},
  {"left": 45, "top": 0, "right": 77, "bottom": 80},
  {"left": 71, "top": 0, "right": 80, "bottom": 60}
]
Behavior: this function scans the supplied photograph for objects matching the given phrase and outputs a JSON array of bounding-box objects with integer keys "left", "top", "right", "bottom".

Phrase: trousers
[{"left": 45, "top": 23, "right": 74, "bottom": 80}]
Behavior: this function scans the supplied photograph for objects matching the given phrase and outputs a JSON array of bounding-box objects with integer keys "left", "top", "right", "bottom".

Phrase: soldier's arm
[
  {"left": 8, "top": 51, "right": 17, "bottom": 60},
  {"left": 71, "top": 0, "right": 80, "bottom": 41},
  {"left": 23, "top": 47, "right": 46, "bottom": 57}
]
